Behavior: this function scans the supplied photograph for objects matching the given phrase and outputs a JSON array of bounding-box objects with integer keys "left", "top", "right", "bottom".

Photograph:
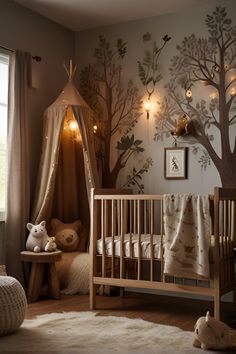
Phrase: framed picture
[{"left": 164, "top": 147, "right": 188, "bottom": 179}]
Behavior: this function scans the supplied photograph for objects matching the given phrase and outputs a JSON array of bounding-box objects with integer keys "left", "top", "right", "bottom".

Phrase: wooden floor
[{"left": 26, "top": 291, "right": 236, "bottom": 331}]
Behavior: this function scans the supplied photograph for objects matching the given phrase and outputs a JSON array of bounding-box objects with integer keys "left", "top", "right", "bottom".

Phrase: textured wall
[{"left": 75, "top": 0, "right": 235, "bottom": 195}]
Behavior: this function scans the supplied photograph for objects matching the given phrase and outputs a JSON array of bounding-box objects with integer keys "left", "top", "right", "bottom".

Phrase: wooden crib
[{"left": 89, "top": 187, "right": 236, "bottom": 319}]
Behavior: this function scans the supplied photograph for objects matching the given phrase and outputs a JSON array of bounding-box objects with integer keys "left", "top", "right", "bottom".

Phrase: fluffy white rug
[{"left": 0, "top": 311, "right": 235, "bottom": 353}]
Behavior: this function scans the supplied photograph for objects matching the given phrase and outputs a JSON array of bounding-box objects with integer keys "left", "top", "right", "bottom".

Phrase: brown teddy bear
[
  {"left": 193, "top": 311, "right": 232, "bottom": 350},
  {"left": 50, "top": 218, "right": 88, "bottom": 252}
]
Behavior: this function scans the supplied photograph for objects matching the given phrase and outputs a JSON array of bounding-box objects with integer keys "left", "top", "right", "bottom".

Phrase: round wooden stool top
[{"left": 20, "top": 250, "right": 62, "bottom": 263}]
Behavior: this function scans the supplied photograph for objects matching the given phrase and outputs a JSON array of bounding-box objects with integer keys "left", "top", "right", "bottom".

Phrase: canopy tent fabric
[{"left": 31, "top": 77, "right": 100, "bottom": 225}]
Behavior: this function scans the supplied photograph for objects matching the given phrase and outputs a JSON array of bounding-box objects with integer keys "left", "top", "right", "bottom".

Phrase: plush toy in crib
[
  {"left": 26, "top": 220, "right": 49, "bottom": 253},
  {"left": 193, "top": 311, "right": 232, "bottom": 350},
  {"left": 44, "top": 236, "right": 57, "bottom": 252}
]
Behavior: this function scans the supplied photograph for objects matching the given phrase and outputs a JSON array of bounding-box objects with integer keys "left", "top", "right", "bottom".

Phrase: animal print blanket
[{"left": 163, "top": 193, "right": 211, "bottom": 279}]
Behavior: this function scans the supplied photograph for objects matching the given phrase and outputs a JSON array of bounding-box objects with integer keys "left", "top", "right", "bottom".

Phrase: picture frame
[{"left": 164, "top": 147, "right": 188, "bottom": 179}]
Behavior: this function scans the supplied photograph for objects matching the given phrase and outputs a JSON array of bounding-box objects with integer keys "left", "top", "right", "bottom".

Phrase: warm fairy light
[
  {"left": 69, "top": 120, "right": 78, "bottom": 131},
  {"left": 93, "top": 125, "right": 98, "bottom": 134},
  {"left": 210, "top": 92, "right": 218, "bottom": 99},
  {"left": 230, "top": 87, "right": 236, "bottom": 96},
  {"left": 185, "top": 88, "right": 192, "bottom": 98}
]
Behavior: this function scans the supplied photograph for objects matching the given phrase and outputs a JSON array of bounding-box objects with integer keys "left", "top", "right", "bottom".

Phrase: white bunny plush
[{"left": 26, "top": 220, "right": 48, "bottom": 253}]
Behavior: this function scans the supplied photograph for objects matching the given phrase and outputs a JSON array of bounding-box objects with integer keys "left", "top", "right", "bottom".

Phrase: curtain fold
[
  {"left": 5, "top": 50, "right": 32, "bottom": 284},
  {"left": 31, "top": 106, "right": 66, "bottom": 224},
  {"left": 72, "top": 105, "right": 101, "bottom": 201}
]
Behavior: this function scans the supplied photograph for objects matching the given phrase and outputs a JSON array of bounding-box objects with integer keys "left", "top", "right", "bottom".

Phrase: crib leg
[
  {"left": 214, "top": 294, "right": 221, "bottom": 320},
  {"left": 90, "top": 282, "right": 96, "bottom": 310}
]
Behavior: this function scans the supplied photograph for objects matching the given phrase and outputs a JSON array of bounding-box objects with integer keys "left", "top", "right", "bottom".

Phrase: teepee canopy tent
[{"left": 31, "top": 62, "right": 100, "bottom": 226}]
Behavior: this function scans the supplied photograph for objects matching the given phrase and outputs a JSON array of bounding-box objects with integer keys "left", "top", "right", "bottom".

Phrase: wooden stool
[{"left": 20, "top": 250, "right": 62, "bottom": 303}]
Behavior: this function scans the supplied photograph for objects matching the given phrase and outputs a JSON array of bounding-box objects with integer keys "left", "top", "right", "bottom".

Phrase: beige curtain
[
  {"left": 5, "top": 50, "right": 32, "bottom": 284},
  {"left": 31, "top": 106, "right": 65, "bottom": 223}
]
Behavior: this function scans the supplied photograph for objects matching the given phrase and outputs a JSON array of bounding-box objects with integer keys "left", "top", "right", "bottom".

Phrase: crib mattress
[
  {"left": 97, "top": 234, "right": 162, "bottom": 259},
  {"left": 97, "top": 234, "right": 219, "bottom": 260}
]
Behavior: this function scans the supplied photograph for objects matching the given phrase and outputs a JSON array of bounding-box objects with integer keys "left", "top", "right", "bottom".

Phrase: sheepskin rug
[{"left": 2, "top": 311, "right": 235, "bottom": 353}]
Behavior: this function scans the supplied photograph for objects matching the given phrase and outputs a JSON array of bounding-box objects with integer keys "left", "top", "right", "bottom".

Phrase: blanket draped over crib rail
[{"left": 163, "top": 194, "right": 211, "bottom": 279}]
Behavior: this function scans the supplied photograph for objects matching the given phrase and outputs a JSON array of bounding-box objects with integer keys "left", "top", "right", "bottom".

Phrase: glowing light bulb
[
  {"left": 185, "top": 88, "right": 192, "bottom": 98},
  {"left": 144, "top": 100, "right": 151, "bottom": 111},
  {"left": 144, "top": 99, "right": 151, "bottom": 119},
  {"left": 210, "top": 92, "right": 218, "bottom": 99},
  {"left": 230, "top": 88, "right": 236, "bottom": 96},
  {"left": 69, "top": 120, "right": 78, "bottom": 131},
  {"left": 93, "top": 125, "right": 98, "bottom": 134}
]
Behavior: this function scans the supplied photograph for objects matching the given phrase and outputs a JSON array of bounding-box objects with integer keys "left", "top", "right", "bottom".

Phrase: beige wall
[{"left": 75, "top": 0, "right": 235, "bottom": 195}]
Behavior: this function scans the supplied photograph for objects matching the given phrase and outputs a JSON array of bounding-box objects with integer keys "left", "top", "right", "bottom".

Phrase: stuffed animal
[
  {"left": 26, "top": 220, "right": 48, "bottom": 253},
  {"left": 50, "top": 218, "right": 88, "bottom": 252},
  {"left": 193, "top": 311, "right": 232, "bottom": 350},
  {"left": 171, "top": 114, "right": 192, "bottom": 137},
  {"left": 44, "top": 236, "right": 57, "bottom": 252}
]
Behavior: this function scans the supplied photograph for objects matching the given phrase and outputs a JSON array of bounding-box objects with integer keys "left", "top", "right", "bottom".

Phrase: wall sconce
[{"left": 144, "top": 98, "right": 151, "bottom": 119}]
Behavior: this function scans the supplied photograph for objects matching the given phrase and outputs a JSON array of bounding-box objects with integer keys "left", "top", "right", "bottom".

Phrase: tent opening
[{"left": 51, "top": 106, "right": 90, "bottom": 231}]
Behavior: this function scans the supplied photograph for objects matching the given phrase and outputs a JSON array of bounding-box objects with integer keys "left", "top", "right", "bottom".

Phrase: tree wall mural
[
  {"left": 154, "top": 6, "right": 236, "bottom": 187},
  {"left": 80, "top": 36, "right": 145, "bottom": 188}
]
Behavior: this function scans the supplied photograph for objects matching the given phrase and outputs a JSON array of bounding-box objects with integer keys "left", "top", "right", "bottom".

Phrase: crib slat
[
  {"left": 137, "top": 200, "right": 141, "bottom": 280},
  {"left": 160, "top": 199, "right": 164, "bottom": 282},
  {"left": 101, "top": 200, "right": 106, "bottom": 279},
  {"left": 150, "top": 200, "right": 154, "bottom": 282},
  {"left": 111, "top": 199, "right": 115, "bottom": 278},
  {"left": 120, "top": 200, "right": 124, "bottom": 279}
]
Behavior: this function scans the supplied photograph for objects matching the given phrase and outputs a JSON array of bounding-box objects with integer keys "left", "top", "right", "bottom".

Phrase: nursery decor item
[
  {"left": 0, "top": 276, "right": 27, "bottom": 336},
  {"left": 51, "top": 218, "right": 88, "bottom": 252},
  {"left": 164, "top": 147, "right": 188, "bottom": 179},
  {"left": 26, "top": 220, "right": 48, "bottom": 253},
  {"left": 1, "top": 311, "right": 235, "bottom": 353},
  {"left": 60, "top": 252, "right": 89, "bottom": 294},
  {"left": 20, "top": 250, "right": 62, "bottom": 302},
  {"left": 44, "top": 237, "right": 57, "bottom": 252},
  {"left": 31, "top": 61, "right": 99, "bottom": 232},
  {"left": 193, "top": 311, "right": 232, "bottom": 350}
]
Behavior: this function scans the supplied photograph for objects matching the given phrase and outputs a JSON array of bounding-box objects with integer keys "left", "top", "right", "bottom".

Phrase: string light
[
  {"left": 210, "top": 92, "right": 218, "bottom": 99},
  {"left": 185, "top": 88, "right": 192, "bottom": 99},
  {"left": 93, "top": 125, "right": 98, "bottom": 134},
  {"left": 230, "top": 87, "right": 236, "bottom": 96}
]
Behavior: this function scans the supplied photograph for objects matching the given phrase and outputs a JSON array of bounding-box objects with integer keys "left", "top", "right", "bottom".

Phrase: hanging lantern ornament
[
  {"left": 213, "top": 63, "right": 221, "bottom": 73},
  {"left": 185, "top": 87, "right": 192, "bottom": 99}
]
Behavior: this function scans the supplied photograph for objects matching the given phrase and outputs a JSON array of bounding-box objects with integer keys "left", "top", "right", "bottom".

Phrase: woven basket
[{"left": 0, "top": 276, "right": 27, "bottom": 336}]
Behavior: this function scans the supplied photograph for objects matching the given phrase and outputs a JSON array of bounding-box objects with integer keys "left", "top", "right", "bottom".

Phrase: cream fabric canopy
[{"left": 31, "top": 78, "right": 100, "bottom": 224}]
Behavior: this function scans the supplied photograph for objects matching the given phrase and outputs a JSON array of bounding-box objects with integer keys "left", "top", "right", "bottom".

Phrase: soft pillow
[{"left": 50, "top": 218, "right": 88, "bottom": 252}]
